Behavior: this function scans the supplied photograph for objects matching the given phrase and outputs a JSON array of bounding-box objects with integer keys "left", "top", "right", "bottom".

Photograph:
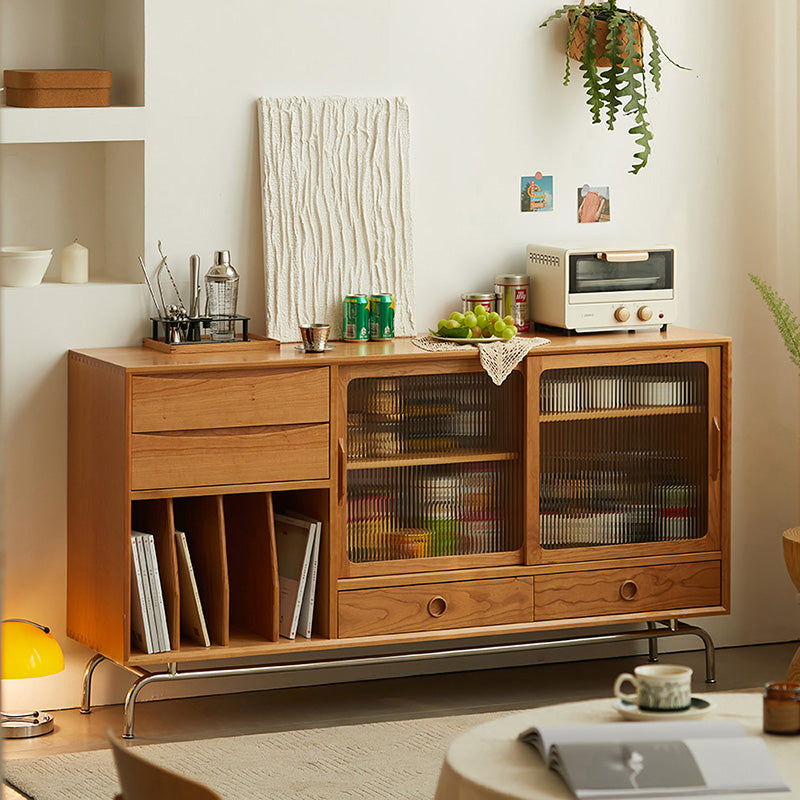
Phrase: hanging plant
[{"left": 540, "top": 0, "right": 688, "bottom": 174}]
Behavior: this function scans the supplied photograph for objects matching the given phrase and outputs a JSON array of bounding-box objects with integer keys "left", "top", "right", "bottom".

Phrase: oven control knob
[
  {"left": 614, "top": 307, "right": 631, "bottom": 323},
  {"left": 637, "top": 306, "right": 654, "bottom": 321}
]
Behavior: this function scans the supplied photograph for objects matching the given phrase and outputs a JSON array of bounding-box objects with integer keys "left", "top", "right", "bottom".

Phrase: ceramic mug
[{"left": 613, "top": 664, "right": 693, "bottom": 712}]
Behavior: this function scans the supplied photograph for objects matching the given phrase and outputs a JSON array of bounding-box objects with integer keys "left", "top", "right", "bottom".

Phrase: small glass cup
[{"left": 299, "top": 324, "right": 331, "bottom": 352}]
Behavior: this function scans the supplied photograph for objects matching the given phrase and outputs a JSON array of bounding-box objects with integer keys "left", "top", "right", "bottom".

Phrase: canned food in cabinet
[{"left": 390, "top": 529, "right": 430, "bottom": 559}]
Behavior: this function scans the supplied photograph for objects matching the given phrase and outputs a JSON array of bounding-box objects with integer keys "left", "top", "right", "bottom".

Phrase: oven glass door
[{"left": 569, "top": 250, "right": 673, "bottom": 294}]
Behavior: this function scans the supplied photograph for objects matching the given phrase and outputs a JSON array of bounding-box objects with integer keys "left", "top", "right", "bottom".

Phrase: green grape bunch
[{"left": 429, "top": 305, "right": 518, "bottom": 340}]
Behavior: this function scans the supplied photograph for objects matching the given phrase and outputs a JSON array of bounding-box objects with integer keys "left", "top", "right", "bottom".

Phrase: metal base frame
[{"left": 80, "top": 618, "right": 716, "bottom": 738}]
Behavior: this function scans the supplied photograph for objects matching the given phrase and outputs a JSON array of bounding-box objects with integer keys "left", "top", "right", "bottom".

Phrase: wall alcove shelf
[
  {"left": 68, "top": 328, "right": 731, "bottom": 737},
  {"left": 0, "top": 0, "right": 147, "bottom": 282}
]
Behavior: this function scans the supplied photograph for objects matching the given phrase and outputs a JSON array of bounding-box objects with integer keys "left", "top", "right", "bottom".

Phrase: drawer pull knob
[
  {"left": 619, "top": 580, "right": 638, "bottom": 601},
  {"left": 427, "top": 596, "right": 447, "bottom": 617}
]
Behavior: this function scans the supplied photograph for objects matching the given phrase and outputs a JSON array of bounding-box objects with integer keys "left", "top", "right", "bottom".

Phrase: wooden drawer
[
  {"left": 534, "top": 561, "right": 721, "bottom": 621},
  {"left": 131, "top": 368, "right": 329, "bottom": 432},
  {"left": 131, "top": 424, "right": 329, "bottom": 490},
  {"left": 338, "top": 577, "right": 533, "bottom": 637}
]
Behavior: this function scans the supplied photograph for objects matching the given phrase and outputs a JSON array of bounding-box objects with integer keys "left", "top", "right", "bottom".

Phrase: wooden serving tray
[{"left": 142, "top": 334, "right": 279, "bottom": 354}]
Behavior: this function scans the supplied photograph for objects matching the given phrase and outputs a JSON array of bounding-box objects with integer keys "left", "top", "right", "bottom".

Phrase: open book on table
[{"left": 518, "top": 719, "right": 788, "bottom": 798}]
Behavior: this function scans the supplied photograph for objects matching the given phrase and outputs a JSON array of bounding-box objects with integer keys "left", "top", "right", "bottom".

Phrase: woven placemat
[{"left": 411, "top": 334, "right": 550, "bottom": 385}]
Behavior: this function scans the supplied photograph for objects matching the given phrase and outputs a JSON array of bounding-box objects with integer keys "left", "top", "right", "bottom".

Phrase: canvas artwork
[{"left": 257, "top": 96, "right": 416, "bottom": 341}]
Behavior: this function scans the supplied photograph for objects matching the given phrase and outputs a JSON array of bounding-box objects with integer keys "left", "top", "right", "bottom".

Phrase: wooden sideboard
[{"left": 68, "top": 327, "right": 731, "bottom": 734}]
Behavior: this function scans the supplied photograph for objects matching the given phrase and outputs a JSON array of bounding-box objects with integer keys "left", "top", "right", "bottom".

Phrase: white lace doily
[{"left": 410, "top": 334, "right": 550, "bottom": 385}]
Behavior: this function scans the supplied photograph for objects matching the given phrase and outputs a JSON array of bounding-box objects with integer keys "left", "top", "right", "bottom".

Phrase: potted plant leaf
[
  {"left": 749, "top": 274, "right": 800, "bottom": 372},
  {"left": 541, "top": 0, "right": 687, "bottom": 174}
]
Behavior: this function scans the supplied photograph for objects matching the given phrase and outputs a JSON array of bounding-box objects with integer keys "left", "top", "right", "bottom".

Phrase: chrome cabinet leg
[
  {"left": 123, "top": 671, "right": 162, "bottom": 739},
  {"left": 80, "top": 654, "right": 107, "bottom": 714},
  {"left": 646, "top": 621, "right": 659, "bottom": 662},
  {"left": 680, "top": 621, "right": 716, "bottom": 683}
]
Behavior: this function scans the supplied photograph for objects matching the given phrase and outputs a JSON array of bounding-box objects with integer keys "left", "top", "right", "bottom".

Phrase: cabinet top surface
[{"left": 70, "top": 326, "right": 730, "bottom": 373}]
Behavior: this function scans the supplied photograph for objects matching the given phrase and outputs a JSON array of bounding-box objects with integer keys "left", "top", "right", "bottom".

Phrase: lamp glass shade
[{"left": 2, "top": 621, "right": 64, "bottom": 679}]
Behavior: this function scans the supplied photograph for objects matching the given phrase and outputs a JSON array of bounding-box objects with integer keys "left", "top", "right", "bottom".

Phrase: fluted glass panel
[
  {"left": 346, "top": 371, "right": 522, "bottom": 563},
  {"left": 347, "top": 372, "right": 519, "bottom": 460},
  {"left": 348, "top": 462, "right": 518, "bottom": 562},
  {"left": 539, "top": 362, "right": 707, "bottom": 548}
]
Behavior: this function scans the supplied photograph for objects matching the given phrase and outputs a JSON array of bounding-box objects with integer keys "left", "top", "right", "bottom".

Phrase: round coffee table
[{"left": 434, "top": 692, "right": 796, "bottom": 800}]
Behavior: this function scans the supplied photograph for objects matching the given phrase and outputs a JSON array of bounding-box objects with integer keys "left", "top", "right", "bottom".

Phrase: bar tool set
[{"left": 139, "top": 242, "right": 248, "bottom": 345}]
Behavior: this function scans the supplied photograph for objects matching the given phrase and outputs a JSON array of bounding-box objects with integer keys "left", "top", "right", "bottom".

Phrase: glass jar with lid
[{"left": 763, "top": 681, "right": 800, "bottom": 734}]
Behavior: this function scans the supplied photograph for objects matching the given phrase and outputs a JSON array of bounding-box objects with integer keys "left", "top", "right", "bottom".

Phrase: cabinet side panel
[
  {"left": 67, "top": 353, "right": 129, "bottom": 662},
  {"left": 720, "top": 341, "right": 732, "bottom": 611}
]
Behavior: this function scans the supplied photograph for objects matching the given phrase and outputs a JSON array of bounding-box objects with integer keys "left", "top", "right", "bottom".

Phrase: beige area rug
[{"left": 4, "top": 711, "right": 504, "bottom": 800}]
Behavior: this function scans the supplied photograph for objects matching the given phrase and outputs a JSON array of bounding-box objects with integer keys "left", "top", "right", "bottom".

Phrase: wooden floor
[{"left": 3, "top": 641, "right": 796, "bottom": 765}]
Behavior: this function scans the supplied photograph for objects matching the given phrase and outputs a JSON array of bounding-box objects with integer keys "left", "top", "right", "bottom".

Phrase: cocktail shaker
[{"left": 205, "top": 250, "right": 239, "bottom": 341}]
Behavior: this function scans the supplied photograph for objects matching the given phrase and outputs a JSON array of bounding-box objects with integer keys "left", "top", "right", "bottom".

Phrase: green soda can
[
  {"left": 369, "top": 293, "right": 395, "bottom": 340},
  {"left": 343, "top": 294, "right": 370, "bottom": 341}
]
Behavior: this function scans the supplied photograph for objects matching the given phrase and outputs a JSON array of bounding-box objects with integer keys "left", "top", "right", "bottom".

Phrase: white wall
[{"left": 2, "top": 0, "right": 800, "bottom": 713}]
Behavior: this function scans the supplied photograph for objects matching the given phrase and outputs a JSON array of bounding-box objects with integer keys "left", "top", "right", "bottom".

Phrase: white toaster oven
[{"left": 526, "top": 245, "right": 675, "bottom": 333}]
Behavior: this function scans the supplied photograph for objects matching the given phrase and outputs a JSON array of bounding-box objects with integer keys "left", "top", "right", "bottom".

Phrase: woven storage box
[{"left": 3, "top": 69, "right": 112, "bottom": 108}]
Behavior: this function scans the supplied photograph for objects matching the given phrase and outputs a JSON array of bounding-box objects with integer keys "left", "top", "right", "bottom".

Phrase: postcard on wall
[
  {"left": 577, "top": 184, "right": 611, "bottom": 223},
  {"left": 521, "top": 173, "right": 553, "bottom": 212}
]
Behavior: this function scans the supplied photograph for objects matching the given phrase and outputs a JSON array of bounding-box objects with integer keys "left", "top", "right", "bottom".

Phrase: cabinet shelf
[
  {"left": 347, "top": 450, "right": 520, "bottom": 471},
  {"left": 0, "top": 106, "right": 146, "bottom": 144},
  {"left": 540, "top": 405, "right": 702, "bottom": 423},
  {"left": 126, "top": 632, "right": 346, "bottom": 666}
]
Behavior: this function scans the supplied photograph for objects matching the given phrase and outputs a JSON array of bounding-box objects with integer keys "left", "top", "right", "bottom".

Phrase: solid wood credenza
[{"left": 68, "top": 327, "right": 731, "bottom": 736}]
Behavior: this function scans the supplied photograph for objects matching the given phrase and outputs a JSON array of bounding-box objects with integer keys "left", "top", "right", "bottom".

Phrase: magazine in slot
[
  {"left": 281, "top": 510, "right": 322, "bottom": 639},
  {"left": 129, "top": 534, "right": 154, "bottom": 654},
  {"left": 273, "top": 512, "right": 317, "bottom": 640},
  {"left": 131, "top": 497, "right": 180, "bottom": 650},
  {"left": 174, "top": 530, "right": 211, "bottom": 647},
  {"left": 172, "top": 495, "right": 230, "bottom": 646},
  {"left": 133, "top": 531, "right": 170, "bottom": 653}
]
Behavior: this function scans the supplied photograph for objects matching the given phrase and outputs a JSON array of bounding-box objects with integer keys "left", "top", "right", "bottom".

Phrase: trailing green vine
[
  {"left": 749, "top": 273, "right": 800, "bottom": 372},
  {"left": 541, "top": 1, "right": 688, "bottom": 174}
]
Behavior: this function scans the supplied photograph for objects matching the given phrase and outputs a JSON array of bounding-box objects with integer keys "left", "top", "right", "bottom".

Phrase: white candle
[{"left": 61, "top": 239, "right": 89, "bottom": 283}]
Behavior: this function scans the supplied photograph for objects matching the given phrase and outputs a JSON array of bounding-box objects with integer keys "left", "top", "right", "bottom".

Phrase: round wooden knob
[
  {"left": 614, "top": 307, "right": 631, "bottom": 323},
  {"left": 619, "top": 580, "right": 638, "bottom": 601},
  {"left": 427, "top": 596, "right": 447, "bottom": 617}
]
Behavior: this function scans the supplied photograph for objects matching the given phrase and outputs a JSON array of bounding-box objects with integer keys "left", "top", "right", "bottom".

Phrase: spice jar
[{"left": 763, "top": 681, "right": 800, "bottom": 734}]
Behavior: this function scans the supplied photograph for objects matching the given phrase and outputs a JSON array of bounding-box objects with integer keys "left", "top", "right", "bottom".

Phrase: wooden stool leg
[{"left": 788, "top": 645, "right": 800, "bottom": 683}]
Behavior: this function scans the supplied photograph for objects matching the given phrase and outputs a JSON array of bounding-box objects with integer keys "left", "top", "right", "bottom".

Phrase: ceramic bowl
[{"left": 0, "top": 247, "right": 54, "bottom": 287}]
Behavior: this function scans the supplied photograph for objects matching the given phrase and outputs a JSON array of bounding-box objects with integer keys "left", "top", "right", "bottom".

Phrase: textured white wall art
[{"left": 258, "top": 96, "right": 416, "bottom": 342}]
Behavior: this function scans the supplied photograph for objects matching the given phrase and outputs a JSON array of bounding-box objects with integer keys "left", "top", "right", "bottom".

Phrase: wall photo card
[
  {"left": 577, "top": 184, "right": 611, "bottom": 223},
  {"left": 521, "top": 172, "right": 553, "bottom": 212}
]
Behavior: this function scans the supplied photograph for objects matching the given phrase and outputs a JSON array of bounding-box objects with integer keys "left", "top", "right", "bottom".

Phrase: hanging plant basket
[
  {"left": 566, "top": 8, "right": 642, "bottom": 67},
  {"left": 541, "top": 1, "right": 687, "bottom": 174}
]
